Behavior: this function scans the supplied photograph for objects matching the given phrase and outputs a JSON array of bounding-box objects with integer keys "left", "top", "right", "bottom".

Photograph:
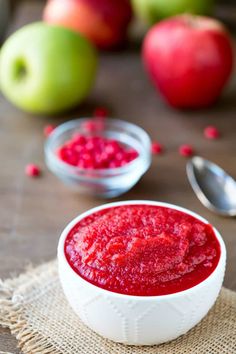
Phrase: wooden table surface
[{"left": 1, "top": 1, "right": 236, "bottom": 353}]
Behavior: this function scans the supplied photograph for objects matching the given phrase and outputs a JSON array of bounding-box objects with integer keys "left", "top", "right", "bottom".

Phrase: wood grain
[{"left": 0, "top": 1, "right": 236, "bottom": 352}]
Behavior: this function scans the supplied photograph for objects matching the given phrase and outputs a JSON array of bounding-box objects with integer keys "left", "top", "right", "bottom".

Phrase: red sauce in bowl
[{"left": 65, "top": 205, "right": 221, "bottom": 296}]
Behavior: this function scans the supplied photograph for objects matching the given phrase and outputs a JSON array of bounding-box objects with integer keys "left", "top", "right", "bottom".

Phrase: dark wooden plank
[
  {"left": 0, "top": 328, "right": 20, "bottom": 354},
  {"left": 0, "top": 0, "right": 236, "bottom": 352}
]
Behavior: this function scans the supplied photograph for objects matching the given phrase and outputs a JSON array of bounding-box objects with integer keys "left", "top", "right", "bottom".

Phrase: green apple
[
  {"left": 0, "top": 22, "right": 97, "bottom": 114},
  {"left": 132, "top": 0, "right": 215, "bottom": 24}
]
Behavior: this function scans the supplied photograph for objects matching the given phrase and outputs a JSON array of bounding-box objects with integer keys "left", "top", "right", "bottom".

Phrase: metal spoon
[{"left": 186, "top": 156, "right": 236, "bottom": 217}]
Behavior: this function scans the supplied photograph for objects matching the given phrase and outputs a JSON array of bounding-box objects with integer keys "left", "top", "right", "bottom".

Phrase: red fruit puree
[
  {"left": 57, "top": 133, "right": 138, "bottom": 169},
  {"left": 65, "top": 205, "right": 221, "bottom": 296}
]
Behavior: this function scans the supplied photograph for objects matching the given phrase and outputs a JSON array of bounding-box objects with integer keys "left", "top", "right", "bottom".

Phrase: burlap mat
[{"left": 0, "top": 261, "right": 235, "bottom": 354}]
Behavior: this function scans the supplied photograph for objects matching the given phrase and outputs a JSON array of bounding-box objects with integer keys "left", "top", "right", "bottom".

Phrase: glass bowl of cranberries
[{"left": 45, "top": 118, "right": 151, "bottom": 198}]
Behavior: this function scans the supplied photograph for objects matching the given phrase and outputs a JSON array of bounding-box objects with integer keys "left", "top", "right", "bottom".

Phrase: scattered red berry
[
  {"left": 179, "top": 144, "right": 194, "bottom": 157},
  {"left": 93, "top": 107, "right": 109, "bottom": 118},
  {"left": 204, "top": 126, "right": 220, "bottom": 140},
  {"left": 82, "top": 119, "right": 105, "bottom": 132},
  {"left": 44, "top": 124, "right": 56, "bottom": 137},
  {"left": 57, "top": 134, "right": 139, "bottom": 169},
  {"left": 151, "top": 141, "right": 163, "bottom": 155},
  {"left": 25, "top": 164, "right": 41, "bottom": 177}
]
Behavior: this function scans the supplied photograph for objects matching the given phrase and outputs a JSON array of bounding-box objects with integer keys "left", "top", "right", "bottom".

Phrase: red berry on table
[
  {"left": 204, "top": 126, "right": 220, "bottom": 140},
  {"left": 152, "top": 141, "right": 163, "bottom": 155},
  {"left": 179, "top": 144, "right": 194, "bottom": 157},
  {"left": 25, "top": 164, "right": 41, "bottom": 177},
  {"left": 44, "top": 124, "right": 56, "bottom": 137},
  {"left": 93, "top": 107, "right": 109, "bottom": 118}
]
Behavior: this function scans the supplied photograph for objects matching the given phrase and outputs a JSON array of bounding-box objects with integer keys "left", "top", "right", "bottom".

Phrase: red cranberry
[
  {"left": 105, "top": 141, "right": 120, "bottom": 156},
  {"left": 93, "top": 107, "right": 109, "bottom": 118},
  {"left": 115, "top": 152, "right": 124, "bottom": 161},
  {"left": 85, "top": 140, "right": 96, "bottom": 151},
  {"left": 204, "top": 126, "right": 220, "bottom": 139},
  {"left": 25, "top": 164, "right": 41, "bottom": 177},
  {"left": 152, "top": 142, "right": 163, "bottom": 155},
  {"left": 82, "top": 119, "right": 105, "bottom": 132},
  {"left": 77, "top": 160, "right": 88, "bottom": 169},
  {"left": 126, "top": 149, "right": 139, "bottom": 162},
  {"left": 82, "top": 120, "right": 97, "bottom": 132},
  {"left": 179, "top": 144, "right": 194, "bottom": 157},
  {"left": 72, "top": 133, "right": 86, "bottom": 145},
  {"left": 109, "top": 161, "right": 121, "bottom": 168},
  {"left": 44, "top": 124, "right": 56, "bottom": 137}
]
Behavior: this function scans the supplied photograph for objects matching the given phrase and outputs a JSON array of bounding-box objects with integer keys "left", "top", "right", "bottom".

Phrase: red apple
[
  {"left": 143, "top": 15, "right": 234, "bottom": 109},
  {"left": 43, "top": 0, "right": 132, "bottom": 50}
]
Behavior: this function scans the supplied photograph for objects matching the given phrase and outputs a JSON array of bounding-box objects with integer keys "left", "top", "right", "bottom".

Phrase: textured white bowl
[{"left": 58, "top": 201, "right": 226, "bottom": 345}]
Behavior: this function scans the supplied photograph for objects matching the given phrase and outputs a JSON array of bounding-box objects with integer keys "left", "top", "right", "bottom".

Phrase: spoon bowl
[{"left": 187, "top": 156, "right": 236, "bottom": 217}]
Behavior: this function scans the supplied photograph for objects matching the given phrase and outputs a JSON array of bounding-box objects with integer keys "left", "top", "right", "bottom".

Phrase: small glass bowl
[{"left": 45, "top": 118, "right": 151, "bottom": 198}]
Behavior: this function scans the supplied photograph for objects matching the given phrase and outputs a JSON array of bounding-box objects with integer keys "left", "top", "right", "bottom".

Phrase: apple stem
[{"left": 13, "top": 58, "right": 27, "bottom": 81}]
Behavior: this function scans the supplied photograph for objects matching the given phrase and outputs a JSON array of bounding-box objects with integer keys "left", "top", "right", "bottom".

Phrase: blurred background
[
  {"left": 1, "top": 0, "right": 236, "bottom": 42},
  {"left": 0, "top": 1, "right": 236, "bottom": 352}
]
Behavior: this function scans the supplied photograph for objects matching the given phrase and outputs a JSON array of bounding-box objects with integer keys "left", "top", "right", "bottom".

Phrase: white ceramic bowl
[{"left": 58, "top": 201, "right": 226, "bottom": 345}]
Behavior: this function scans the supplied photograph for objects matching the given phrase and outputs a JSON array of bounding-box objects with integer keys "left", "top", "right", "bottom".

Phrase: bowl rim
[
  {"left": 58, "top": 200, "right": 226, "bottom": 300},
  {"left": 45, "top": 118, "right": 152, "bottom": 180}
]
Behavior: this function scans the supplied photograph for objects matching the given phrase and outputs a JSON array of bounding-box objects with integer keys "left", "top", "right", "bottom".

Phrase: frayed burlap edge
[
  {"left": 0, "top": 261, "right": 60, "bottom": 354},
  {"left": 0, "top": 260, "right": 236, "bottom": 354}
]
